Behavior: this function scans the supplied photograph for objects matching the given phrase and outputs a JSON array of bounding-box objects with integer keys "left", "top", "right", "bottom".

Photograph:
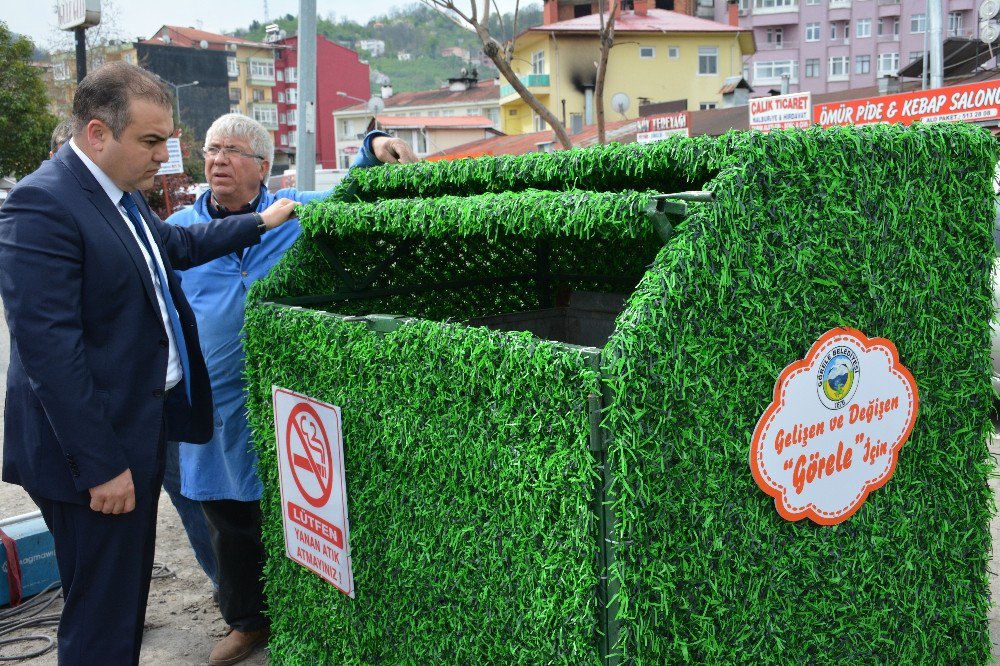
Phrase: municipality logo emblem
[{"left": 817, "top": 347, "right": 860, "bottom": 409}]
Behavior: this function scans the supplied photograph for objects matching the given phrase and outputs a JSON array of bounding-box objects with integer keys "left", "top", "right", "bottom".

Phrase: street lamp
[
  {"left": 163, "top": 78, "right": 199, "bottom": 127},
  {"left": 336, "top": 90, "right": 366, "bottom": 104}
]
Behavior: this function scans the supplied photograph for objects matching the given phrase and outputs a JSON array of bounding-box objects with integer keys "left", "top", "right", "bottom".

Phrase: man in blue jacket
[
  {"left": 0, "top": 63, "right": 299, "bottom": 665},
  {"left": 168, "top": 113, "right": 416, "bottom": 666}
]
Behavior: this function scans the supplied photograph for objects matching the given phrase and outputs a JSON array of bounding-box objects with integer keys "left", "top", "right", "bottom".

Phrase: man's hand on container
[
  {"left": 371, "top": 135, "right": 419, "bottom": 164},
  {"left": 259, "top": 198, "right": 299, "bottom": 230}
]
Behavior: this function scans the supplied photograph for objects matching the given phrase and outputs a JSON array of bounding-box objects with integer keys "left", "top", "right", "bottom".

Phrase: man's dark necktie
[{"left": 119, "top": 192, "right": 191, "bottom": 399}]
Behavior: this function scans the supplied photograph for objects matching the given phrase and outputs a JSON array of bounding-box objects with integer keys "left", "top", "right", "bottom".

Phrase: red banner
[{"left": 815, "top": 79, "right": 1000, "bottom": 127}]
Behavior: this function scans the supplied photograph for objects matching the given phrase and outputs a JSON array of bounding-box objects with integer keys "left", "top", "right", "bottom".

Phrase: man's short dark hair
[
  {"left": 50, "top": 120, "right": 73, "bottom": 154},
  {"left": 72, "top": 62, "right": 172, "bottom": 140}
]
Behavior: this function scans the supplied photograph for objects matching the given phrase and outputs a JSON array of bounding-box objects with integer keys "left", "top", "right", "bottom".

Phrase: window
[
  {"left": 828, "top": 56, "right": 849, "bottom": 79},
  {"left": 855, "top": 54, "right": 871, "bottom": 74},
  {"left": 533, "top": 112, "right": 546, "bottom": 132},
  {"left": 753, "top": 0, "right": 796, "bottom": 8},
  {"left": 280, "top": 134, "right": 287, "bottom": 145},
  {"left": 805, "top": 22, "right": 820, "bottom": 42},
  {"left": 753, "top": 59, "right": 798, "bottom": 82},
  {"left": 878, "top": 52, "right": 899, "bottom": 75},
  {"left": 286, "top": 66, "right": 297, "bottom": 83},
  {"left": 668, "top": 46, "right": 679, "bottom": 59},
  {"left": 531, "top": 50, "right": 545, "bottom": 75},
  {"left": 229, "top": 87, "right": 241, "bottom": 102},
  {"left": 806, "top": 0, "right": 818, "bottom": 4},
  {"left": 252, "top": 105, "right": 278, "bottom": 126},
  {"left": 340, "top": 119, "right": 351, "bottom": 137},
  {"left": 53, "top": 61, "right": 69, "bottom": 81},
  {"left": 698, "top": 46, "right": 718, "bottom": 75},
  {"left": 805, "top": 58, "right": 820, "bottom": 78},
  {"left": 908, "top": 51, "right": 924, "bottom": 63},
  {"left": 830, "top": 23, "right": 837, "bottom": 39},
  {"left": 441, "top": 109, "right": 454, "bottom": 116},
  {"left": 276, "top": 70, "right": 284, "bottom": 82},
  {"left": 279, "top": 112, "right": 286, "bottom": 124},
  {"left": 249, "top": 58, "right": 275, "bottom": 81},
  {"left": 699, "top": 102, "right": 718, "bottom": 110},
  {"left": 877, "top": 18, "right": 884, "bottom": 36},
  {"left": 123, "top": 53, "right": 134, "bottom": 64},
  {"left": 766, "top": 28, "right": 784, "bottom": 47},
  {"left": 570, "top": 113, "right": 583, "bottom": 134},
  {"left": 289, "top": 129, "right": 296, "bottom": 144},
  {"left": 856, "top": 18, "right": 871, "bottom": 38},
  {"left": 278, "top": 92, "right": 285, "bottom": 103},
  {"left": 287, "top": 88, "right": 298, "bottom": 105},
  {"left": 252, "top": 89, "right": 265, "bottom": 102},
  {"left": 948, "top": 11, "right": 963, "bottom": 36},
  {"left": 230, "top": 105, "right": 240, "bottom": 114},
  {"left": 639, "top": 46, "right": 655, "bottom": 58},
  {"left": 911, "top": 14, "right": 926, "bottom": 34},
  {"left": 892, "top": 18, "right": 899, "bottom": 36},
  {"left": 466, "top": 107, "right": 480, "bottom": 115},
  {"left": 227, "top": 58, "right": 239, "bottom": 77}
]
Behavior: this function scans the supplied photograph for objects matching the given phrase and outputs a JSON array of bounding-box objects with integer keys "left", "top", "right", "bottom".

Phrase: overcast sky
[{"left": 6, "top": 0, "right": 529, "bottom": 49}]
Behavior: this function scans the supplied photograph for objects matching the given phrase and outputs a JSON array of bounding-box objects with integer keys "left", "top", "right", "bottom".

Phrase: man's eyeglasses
[{"left": 202, "top": 146, "right": 264, "bottom": 160}]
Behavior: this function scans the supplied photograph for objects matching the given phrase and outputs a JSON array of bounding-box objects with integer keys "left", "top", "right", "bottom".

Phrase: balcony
[
  {"left": 752, "top": 1, "right": 798, "bottom": 16},
  {"left": 829, "top": 0, "right": 850, "bottom": 7},
  {"left": 499, "top": 73, "right": 550, "bottom": 99},
  {"left": 877, "top": 1, "right": 900, "bottom": 17},
  {"left": 250, "top": 103, "right": 278, "bottom": 130}
]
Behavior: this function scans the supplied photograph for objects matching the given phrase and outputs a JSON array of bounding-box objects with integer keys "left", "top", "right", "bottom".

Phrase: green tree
[{"left": 0, "top": 22, "right": 57, "bottom": 178}]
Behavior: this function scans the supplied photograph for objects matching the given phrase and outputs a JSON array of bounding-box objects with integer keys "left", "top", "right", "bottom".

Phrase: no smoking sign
[{"left": 273, "top": 387, "right": 354, "bottom": 597}]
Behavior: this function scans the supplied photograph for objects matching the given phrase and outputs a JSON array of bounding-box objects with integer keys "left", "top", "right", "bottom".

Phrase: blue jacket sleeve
[{"left": 351, "top": 130, "right": 390, "bottom": 169}]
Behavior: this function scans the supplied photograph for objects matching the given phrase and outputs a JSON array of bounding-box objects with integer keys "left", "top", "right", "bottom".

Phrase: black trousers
[
  {"left": 200, "top": 499, "right": 268, "bottom": 632},
  {"left": 30, "top": 447, "right": 164, "bottom": 666}
]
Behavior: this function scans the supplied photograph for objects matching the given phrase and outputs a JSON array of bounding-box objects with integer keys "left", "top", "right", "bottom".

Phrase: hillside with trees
[{"left": 234, "top": 2, "right": 543, "bottom": 93}]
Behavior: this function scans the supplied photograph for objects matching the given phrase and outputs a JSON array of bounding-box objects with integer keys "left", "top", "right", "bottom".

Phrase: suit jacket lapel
[{"left": 57, "top": 147, "right": 161, "bottom": 312}]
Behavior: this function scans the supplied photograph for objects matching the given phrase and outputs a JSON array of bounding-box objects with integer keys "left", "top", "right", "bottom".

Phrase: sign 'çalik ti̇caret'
[{"left": 750, "top": 328, "right": 918, "bottom": 525}]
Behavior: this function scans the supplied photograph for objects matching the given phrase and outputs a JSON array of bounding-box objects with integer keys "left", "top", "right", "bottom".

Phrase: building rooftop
[
  {"left": 377, "top": 115, "right": 499, "bottom": 130},
  {"left": 523, "top": 9, "right": 755, "bottom": 53},
  {"left": 144, "top": 25, "right": 275, "bottom": 50},
  {"left": 427, "top": 118, "right": 637, "bottom": 160},
  {"left": 339, "top": 83, "right": 500, "bottom": 113}
]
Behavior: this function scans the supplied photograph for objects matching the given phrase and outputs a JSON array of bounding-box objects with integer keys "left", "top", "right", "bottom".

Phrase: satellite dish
[
  {"left": 611, "top": 92, "right": 631, "bottom": 115},
  {"left": 980, "top": 0, "right": 1000, "bottom": 20},
  {"left": 460, "top": 67, "right": 468, "bottom": 76},
  {"left": 162, "top": 35, "right": 171, "bottom": 44},
  {"left": 981, "top": 19, "right": 1000, "bottom": 44},
  {"left": 199, "top": 39, "right": 209, "bottom": 49},
  {"left": 367, "top": 96, "right": 386, "bottom": 114}
]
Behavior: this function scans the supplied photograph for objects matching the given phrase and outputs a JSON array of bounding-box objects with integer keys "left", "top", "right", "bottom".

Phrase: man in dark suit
[{"left": 0, "top": 62, "right": 298, "bottom": 665}]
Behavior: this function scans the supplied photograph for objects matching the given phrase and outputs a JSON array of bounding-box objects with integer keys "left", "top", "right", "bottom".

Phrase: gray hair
[
  {"left": 50, "top": 119, "right": 74, "bottom": 153},
  {"left": 72, "top": 62, "right": 172, "bottom": 139},
  {"left": 204, "top": 113, "right": 274, "bottom": 166}
]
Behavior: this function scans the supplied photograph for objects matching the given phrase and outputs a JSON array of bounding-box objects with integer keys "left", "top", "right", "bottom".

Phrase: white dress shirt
[{"left": 69, "top": 139, "right": 182, "bottom": 391}]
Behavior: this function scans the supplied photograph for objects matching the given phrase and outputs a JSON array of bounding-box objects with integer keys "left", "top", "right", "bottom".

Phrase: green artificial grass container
[{"left": 244, "top": 124, "right": 997, "bottom": 664}]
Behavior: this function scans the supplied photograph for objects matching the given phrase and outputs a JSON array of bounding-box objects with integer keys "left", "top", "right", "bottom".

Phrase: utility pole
[
  {"left": 928, "top": 0, "right": 944, "bottom": 89},
  {"left": 296, "top": 0, "right": 317, "bottom": 190}
]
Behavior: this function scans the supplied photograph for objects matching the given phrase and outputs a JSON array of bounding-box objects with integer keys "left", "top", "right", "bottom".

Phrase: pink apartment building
[{"left": 712, "top": 0, "right": 988, "bottom": 95}]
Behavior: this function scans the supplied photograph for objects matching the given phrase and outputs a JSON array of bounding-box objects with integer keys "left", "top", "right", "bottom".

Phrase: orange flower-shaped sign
[{"left": 750, "top": 327, "right": 918, "bottom": 525}]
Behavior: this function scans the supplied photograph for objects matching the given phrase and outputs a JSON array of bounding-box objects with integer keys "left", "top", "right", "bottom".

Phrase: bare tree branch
[
  {"left": 424, "top": 0, "right": 573, "bottom": 148},
  {"left": 595, "top": 0, "right": 619, "bottom": 145}
]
